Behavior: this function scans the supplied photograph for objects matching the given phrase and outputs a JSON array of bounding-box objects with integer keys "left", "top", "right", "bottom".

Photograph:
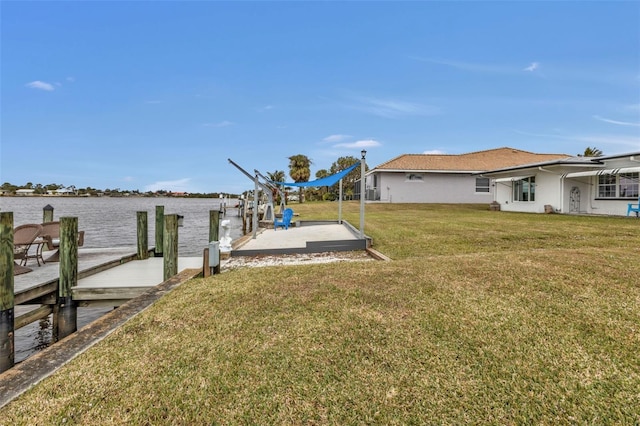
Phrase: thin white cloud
[
  {"left": 512, "top": 129, "right": 640, "bottom": 149},
  {"left": 593, "top": 115, "right": 640, "bottom": 127},
  {"left": 333, "top": 139, "right": 382, "bottom": 149},
  {"left": 323, "top": 134, "right": 351, "bottom": 143},
  {"left": 258, "top": 105, "right": 274, "bottom": 112},
  {"left": 66, "top": 77, "right": 76, "bottom": 82},
  {"left": 524, "top": 62, "right": 539, "bottom": 72},
  {"left": 144, "top": 178, "right": 192, "bottom": 192},
  {"left": 351, "top": 96, "right": 440, "bottom": 119},
  {"left": 423, "top": 149, "right": 446, "bottom": 154},
  {"left": 412, "top": 57, "right": 512, "bottom": 73},
  {"left": 204, "top": 120, "right": 234, "bottom": 128},
  {"left": 25, "top": 81, "right": 55, "bottom": 91}
]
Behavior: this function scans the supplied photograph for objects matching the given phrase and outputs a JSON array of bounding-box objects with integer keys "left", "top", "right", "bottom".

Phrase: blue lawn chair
[
  {"left": 274, "top": 208, "right": 294, "bottom": 230},
  {"left": 627, "top": 196, "right": 640, "bottom": 217}
]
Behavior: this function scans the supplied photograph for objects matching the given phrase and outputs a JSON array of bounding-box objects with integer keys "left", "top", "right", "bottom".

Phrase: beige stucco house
[{"left": 363, "top": 147, "right": 570, "bottom": 203}]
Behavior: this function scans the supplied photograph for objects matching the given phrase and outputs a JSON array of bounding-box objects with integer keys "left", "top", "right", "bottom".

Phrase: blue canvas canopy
[{"left": 272, "top": 162, "right": 360, "bottom": 187}]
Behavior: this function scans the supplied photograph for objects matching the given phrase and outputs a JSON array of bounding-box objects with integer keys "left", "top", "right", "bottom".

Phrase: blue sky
[{"left": 2, "top": 1, "right": 639, "bottom": 194}]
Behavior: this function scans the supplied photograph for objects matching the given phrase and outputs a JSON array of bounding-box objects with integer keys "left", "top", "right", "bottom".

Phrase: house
[
  {"left": 479, "top": 151, "right": 640, "bottom": 216},
  {"left": 46, "top": 187, "right": 75, "bottom": 196},
  {"left": 363, "top": 147, "right": 570, "bottom": 203},
  {"left": 15, "top": 189, "right": 36, "bottom": 196}
]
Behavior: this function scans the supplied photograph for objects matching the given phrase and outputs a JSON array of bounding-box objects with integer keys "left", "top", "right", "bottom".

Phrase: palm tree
[
  {"left": 580, "top": 147, "right": 603, "bottom": 157},
  {"left": 288, "top": 154, "right": 312, "bottom": 202}
]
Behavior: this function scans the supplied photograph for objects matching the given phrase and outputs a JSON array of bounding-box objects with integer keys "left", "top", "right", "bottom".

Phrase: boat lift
[{"left": 228, "top": 158, "right": 282, "bottom": 238}]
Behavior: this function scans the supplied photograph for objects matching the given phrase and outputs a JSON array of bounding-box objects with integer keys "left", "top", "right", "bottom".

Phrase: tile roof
[{"left": 372, "top": 147, "right": 572, "bottom": 172}]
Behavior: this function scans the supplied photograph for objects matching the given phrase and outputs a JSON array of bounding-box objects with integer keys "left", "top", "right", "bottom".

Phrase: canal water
[{"left": 1, "top": 196, "right": 244, "bottom": 362}]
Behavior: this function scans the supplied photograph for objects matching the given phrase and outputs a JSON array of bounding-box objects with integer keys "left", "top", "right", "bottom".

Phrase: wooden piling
[
  {"left": 203, "top": 247, "right": 210, "bottom": 278},
  {"left": 137, "top": 211, "right": 149, "bottom": 260},
  {"left": 0, "top": 212, "right": 15, "bottom": 373},
  {"left": 43, "top": 204, "right": 54, "bottom": 223},
  {"left": 163, "top": 214, "right": 178, "bottom": 281},
  {"left": 54, "top": 217, "right": 78, "bottom": 341},
  {"left": 155, "top": 205, "right": 164, "bottom": 257},
  {"left": 242, "top": 211, "right": 247, "bottom": 234},
  {"left": 209, "top": 210, "right": 220, "bottom": 243},
  {"left": 209, "top": 210, "right": 221, "bottom": 274}
]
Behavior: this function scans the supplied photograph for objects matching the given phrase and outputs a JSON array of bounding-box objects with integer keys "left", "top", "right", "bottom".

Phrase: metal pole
[
  {"left": 253, "top": 174, "right": 259, "bottom": 239},
  {"left": 339, "top": 179, "right": 343, "bottom": 224},
  {"left": 359, "top": 151, "right": 366, "bottom": 239}
]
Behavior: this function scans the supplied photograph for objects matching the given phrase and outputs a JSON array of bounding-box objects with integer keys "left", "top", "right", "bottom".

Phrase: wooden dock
[
  {"left": 14, "top": 247, "right": 203, "bottom": 306},
  {"left": 73, "top": 256, "right": 203, "bottom": 307}
]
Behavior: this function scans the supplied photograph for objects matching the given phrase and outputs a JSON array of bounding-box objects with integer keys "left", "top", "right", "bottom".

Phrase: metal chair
[{"left": 13, "top": 223, "right": 43, "bottom": 267}]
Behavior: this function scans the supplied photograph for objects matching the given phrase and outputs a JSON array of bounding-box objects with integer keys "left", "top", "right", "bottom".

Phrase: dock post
[
  {"left": 163, "top": 214, "right": 178, "bottom": 281},
  {"left": 209, "top": 210, "right": 221, "bottom": 274},
  {"left": 242, "top": 209, "right": 247, "bottom": 235},
  {"left": 209, "top": 210, "right": 220, "bottom": 243},
  {"left": 155, "top": 205, "right": 164, "bottom": 257},
  {"left": 137, "top": 211, "right": 149, "bottom": 260},
  {"left": 54, "top": 217, "right": 78, "bottom": 341},
  {"left": 0, "top": 212, "right": 15, "bottom": 373},
  {"left": 43, "top": 204, "right": 54, "bottom": 223}
]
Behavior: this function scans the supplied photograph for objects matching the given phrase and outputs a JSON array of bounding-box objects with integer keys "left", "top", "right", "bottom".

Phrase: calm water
[
  {"left": 1, "top": 196, "right": 244, "bottom": 362},
  {"left": 1, "top": 196, "right": 244, "bottom": 256}
]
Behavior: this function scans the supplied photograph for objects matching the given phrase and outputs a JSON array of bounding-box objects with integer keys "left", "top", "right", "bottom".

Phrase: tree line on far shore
[{"left": 0, "top": 153, "right": 365, "bottom": 202}]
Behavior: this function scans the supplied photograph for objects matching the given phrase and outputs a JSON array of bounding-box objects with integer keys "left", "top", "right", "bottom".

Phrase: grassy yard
[{"left": 3, "top": 203, "right": 639, "bottom": 424}]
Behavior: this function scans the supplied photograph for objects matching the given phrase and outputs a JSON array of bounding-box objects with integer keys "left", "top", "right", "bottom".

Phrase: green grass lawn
[{"left": 4, "top": 203, "right": 639, "bottom": 424}]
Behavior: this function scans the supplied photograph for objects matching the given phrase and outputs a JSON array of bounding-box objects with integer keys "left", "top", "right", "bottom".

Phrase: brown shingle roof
[{"left": 373, "top": 147, "right": 571, "bottom": 172}]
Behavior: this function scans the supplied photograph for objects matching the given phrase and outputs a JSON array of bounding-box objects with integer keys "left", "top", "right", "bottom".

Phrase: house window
[
  {"left": 597, "top": 175, "right": 616, "bottom": 198},
  {"left": 405, "top": 173, "right": 423, "bottom": 182},
  {"left": 475, "top": 177, "right": 490, "bottom": 193},
  {"left": 513, "top": 176, "right": 535, "bottom": 202},
  {"left": 598, "top": 173, "right": 638, "bottom": 198},
  {"left": 619, "top": 173, "right": 639, "bottom": 198}
]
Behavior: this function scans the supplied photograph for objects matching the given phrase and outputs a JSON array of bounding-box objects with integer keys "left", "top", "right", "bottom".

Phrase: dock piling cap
[{"left": 43, "top": 204, "right": 54, "bottom": 211}]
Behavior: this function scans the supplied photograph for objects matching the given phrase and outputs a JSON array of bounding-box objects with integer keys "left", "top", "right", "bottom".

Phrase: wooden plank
[
  {"left": 76, "top": 300, "right": 130, "bottom": 308},
  {"left": 71, "top": 286, "right": 152, "bottom": 301},
  {"left": 15, "top": 282, "right": 57, "bottom": 305},
  {"left": 15, "top": 305, "right": 52, "bottom": 330}
]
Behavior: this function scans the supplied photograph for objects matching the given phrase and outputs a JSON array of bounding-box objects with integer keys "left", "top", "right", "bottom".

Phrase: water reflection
[{"left": 35, "top": 318, "right": 52, "bottom": 351}]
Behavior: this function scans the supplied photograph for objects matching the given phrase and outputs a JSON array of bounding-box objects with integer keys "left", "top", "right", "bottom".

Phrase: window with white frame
[
  {"left": 597, "top": 175, "right": 616, "bottom": 198},
  {"left": 513, "top": 176, "right": 535, "bottom": 201},
  {"left": 475, "top": 177, "right": 490, "bottom": 193},
  {"left": 619, "top": 173, "right": 639, "bottom": 198},
  {"left": 598, "top": 173, "right": 639, "bottom": 198}
]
